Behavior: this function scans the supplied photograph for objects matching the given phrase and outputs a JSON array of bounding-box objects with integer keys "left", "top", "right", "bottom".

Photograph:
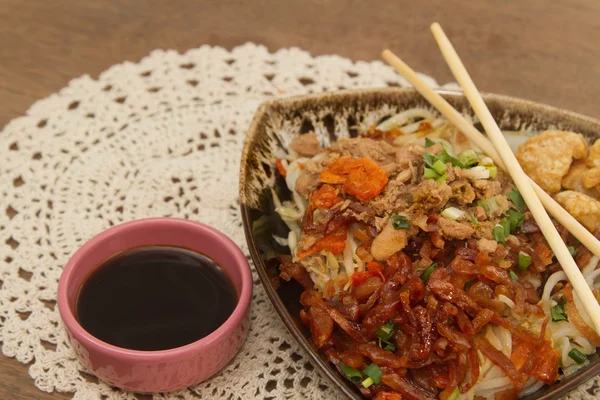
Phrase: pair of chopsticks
[{"left": 381, "top": 23, "right": 600, "bottom": 335}]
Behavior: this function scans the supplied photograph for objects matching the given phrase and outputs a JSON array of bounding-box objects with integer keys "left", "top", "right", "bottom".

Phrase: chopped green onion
[
  {"left": 486, "top": 165, "right": 497, "bottom": 179},
  {"left": 425, "top": 137, "right": 436, "bottom": 148},
  {"left": 551, "top": 297, "right": 569, "bottom": 322},
  {"left": 362, "top": 363, "right": 383, "bottom": 384},
  {"left": 493, "top": 224, "right": 505, "bottom": 244},
  {"left": 361, "top": 377, "right": 375, "bottom": 388},
  {"left": 458, "top": 149, "right": 478, "bottom": 168},
  {"left": 568, "top": 348, "right": 587, "bottom": 364},
  {"left": 508, "top": 188, "right": 526, "bottom": 212},
  {"left": 478, "top": 156, "right": 494, "bottom": 166},
  {"left": 435, "top": 173, "right": 448, "bottom": 183},
  {"left": 568, "top": 246, "right": 577, "bottom": 257},
  {"left": 447, "top": 387, "right": 460, "bottom": 400},
  {"left": 420, "top": 263, "right": 440, "bottom": 282},
  {"left": 376, "top": 320, "right": 396, "bottom": 341},
  {"left": 377, "top": 336, "right": 395, "bottom": 350},
  {"left": 506, "top": 209, "right": 525, "bottom": 232},
  {"left": 383, "top": 343, "right": 396, "bottom": 352},
  {"left": 442, "top": 142, "right": 455, "bottom": 157},
  {"left": 477, "top": 197, "right": 501, "bottom": 213},
  {"left": 518, "top": 251, "right": 532, "bottom": 270},
  {"left": 441, "top": 207, "right": 466, "bottom": 221},
  {"left": 424, "top": 167, "right": 438, "bottom": 179},
  {"left": 509, "top": 270, "right": 519, "bottom": 281},
  {"left": 423, "top": 152, "right": 437, "bottom": 168},
  {"left": 339, "top": 362, "right": 363, "bottom": 384},
  {"left": 438, "top": 144, "right": 465, "bottom": 168},
  {"left": 464, "top": 165, "right": 490, "bottom": 180},
  {"left": 433, "top": 159, "right": 448, "bottom": 174},
  {"left": 500, "top": 217, "right": 512, "bottom": 236},
  {"left": 471, "top": 214, "right": 481, "bottom": 227},
  {"left": 391, "top": 215, "right": 410, "bottom": 230}
]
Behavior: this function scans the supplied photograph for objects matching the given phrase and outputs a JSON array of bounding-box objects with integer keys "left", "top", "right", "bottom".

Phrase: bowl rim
[
  {"left": 57, "top": 217, "right": 253, "bottom": 362},
  {"left": 240, "top": 87, "right": 600, "bottom": 400}
]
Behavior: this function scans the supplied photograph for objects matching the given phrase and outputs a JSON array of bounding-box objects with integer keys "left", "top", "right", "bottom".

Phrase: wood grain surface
[{"left": 1, "top": 0, "right": 599, "bottom": 398}]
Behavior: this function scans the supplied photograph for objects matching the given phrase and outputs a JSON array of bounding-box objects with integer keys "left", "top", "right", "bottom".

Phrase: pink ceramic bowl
[{"left": 57, "top": 218, "right": 252, "bottom": 393}]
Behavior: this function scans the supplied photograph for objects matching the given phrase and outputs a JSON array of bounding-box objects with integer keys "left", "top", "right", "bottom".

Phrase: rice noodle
[
  {"left": 376, "top": 108, "right": 436, "bottom": 131},
  {"left": 474, "top": 376, "right": 512, "bottom": 394},
  {"left": 519, "top": 380, "right": 546, "bottom": 397},
  {"left": 581, "top": 256, "right": 599, "bottom": 277},
  {"left": 495, "top": 326, "right": 512, "bottom": 358},
  {"left": 497, "top": 294, "right": 515, "bottom": 309}
]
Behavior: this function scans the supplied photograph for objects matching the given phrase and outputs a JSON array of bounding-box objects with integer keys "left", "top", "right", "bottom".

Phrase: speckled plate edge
[{"left": 239, "top": 87, "right": 600, "bottom": 400}]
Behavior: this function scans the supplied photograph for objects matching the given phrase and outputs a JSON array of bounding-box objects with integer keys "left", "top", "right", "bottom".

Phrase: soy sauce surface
[{"left": 76, "top": 246, "right": 237, "bottom": 351}]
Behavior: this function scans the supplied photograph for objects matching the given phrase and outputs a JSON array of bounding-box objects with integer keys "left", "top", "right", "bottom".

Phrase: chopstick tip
[
  {"left": 381, "top": 49, "right": 392, "bottom": 58},
  {"left": 430, "top": 22, "right": 443, "bottom": 33}
]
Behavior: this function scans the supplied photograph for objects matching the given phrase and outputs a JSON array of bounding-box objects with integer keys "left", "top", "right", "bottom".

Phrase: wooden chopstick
[
  {"left": 380, "top": 49, "right": 600, "bottom": 262},
  {"left": 426, "top": 22, "right": 600, "bottom": 334}
]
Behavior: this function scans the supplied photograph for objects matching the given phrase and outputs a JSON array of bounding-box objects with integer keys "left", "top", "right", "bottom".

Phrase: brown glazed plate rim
[{"left": 240, "top": 87, "right": 600, "bottom": 400}]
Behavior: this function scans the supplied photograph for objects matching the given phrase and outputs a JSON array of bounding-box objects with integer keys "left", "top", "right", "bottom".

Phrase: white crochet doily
[{"left": 0, "top": 43, "right": 597, "bottom": 400}]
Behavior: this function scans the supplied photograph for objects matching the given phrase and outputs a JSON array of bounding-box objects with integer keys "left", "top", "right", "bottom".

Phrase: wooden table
[{"left": 1, "top": 0, "right": 599, "bottom": 398}]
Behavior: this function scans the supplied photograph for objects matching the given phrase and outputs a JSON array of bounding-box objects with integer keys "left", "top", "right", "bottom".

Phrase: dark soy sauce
[{"left": 76, "top": 246, "right": 237, "bottom": 351}]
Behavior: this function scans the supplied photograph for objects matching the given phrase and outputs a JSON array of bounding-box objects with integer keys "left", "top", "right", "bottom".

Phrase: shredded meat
[
  {"left": 290, "top": 132, "right": 323, "bottom": 156},
  {"left": 411, "top": 180, "right": 452, "bottom": 212},
  {"left": 472, "top": 179, "right": 502, "bottom": 199},
  {"left": 296, "top": 160, "right": 323, "bottom": 197},
  {"left": 331, "top": 137, "right": 396, "bottom": 167},
  {"left": 450, "top": 180, "right": 476, "bottom": 205},
  {"left": 396, "top": 144, "right": 426, "bottom": 169},
  {"left": 370, "top": 175, "right": 411, "bottom": 215}
]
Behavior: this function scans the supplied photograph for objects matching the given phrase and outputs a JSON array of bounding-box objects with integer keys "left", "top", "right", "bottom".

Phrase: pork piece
[
  {"left": 554, "top": 190, "right": 600, "bottom": 232},
  {"left": 410, "top": 180, "right": 452, "bottom": 211},
  {"left": 295, "top": 154, "right": 336, "bottom": 197},
  {"left": 370, "top": 174, "right": 412, "bottom": 215},
  {"left": 474, "top": 220, "right": 497, "bottom": 240},
  {"left": 371, "top": 220, "right": 408, "bottom": 261},
  {"left": 342, "top": 202, "right": 377, "bottom": 225},
  {"left": 474, "top": 205, "right": 486, "bottom": 221},
  {"left": 308, "top": 305, "right": 334, "bottom": 347},
  {"left": 477, "top": 238, "right": 498, "bottom": 253},
  {"left": 443, "top": 165, "right": 464, "bottom": 184},
  {"left": 396, "top": 143, "right": 426, "bottom": 169},
  {"left": 330, "top": 137, "right": 396, "bottom": 167},
  {"left": 516, "top": 130, "right": 588, "bottom": 193},
  {"left": 279, "top": 257, "right": 314, "bottom": 289},
  {"left": 438, "top": 217, "right": 475, "bottom": 240},
  {"left": 289, "top": 132, "right": 322, "bottom": 156},
  {"left": 450, "top": 180, "right": 476, "bottom": 205},
  {"left": 472, "top": 179, "right": 502, "bottom": 200}
]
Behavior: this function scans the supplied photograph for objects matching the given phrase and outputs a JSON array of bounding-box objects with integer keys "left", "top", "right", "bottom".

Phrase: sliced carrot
[
  {"left": 320, "top": 156, "right": 388, "bottom": 201},
  {"left": 296, "top": 230, "right": 347, "bottom": 259},
  {"left": 276, "top": 158, "right": 287, "bottom": 177},
  {"left": 311, "top": 184, "right": 342, "bottom": 209}
]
